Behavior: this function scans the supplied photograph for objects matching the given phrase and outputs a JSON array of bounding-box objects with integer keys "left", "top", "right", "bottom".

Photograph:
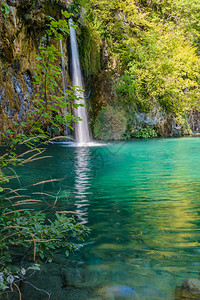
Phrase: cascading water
[
  {"left": 60, "top": 39, "right": 67, "bottom": 104},
  {"left": 60, "top": 39, "right": 70, "bottom": 136},
  {"left": 69, "top": 19, "right": 91, "bottom": 146}
]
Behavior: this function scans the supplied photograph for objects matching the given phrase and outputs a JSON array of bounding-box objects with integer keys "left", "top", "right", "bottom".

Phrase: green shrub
[
  {"left": 82, "top": 0, "right": 200, "bottom": 115},
  {"left": 123, "top": 131, "right": 131, "bottom": 140},
  {"left": 133, "top": 127, "right": 157, "bottom": 139},
  {"left": 175, "top": 114, "right": 193, "bottom": 136},
  {"left": 0, "top": 209, "right": 89, "bottom": 291},
  {"left": 79, "top": 21, "right": 101, "bottom": 78},
  {"left": 94, "top": 106, "right": 127, "bottom": 140},
  {"left": 1, "top": 2, "right": 9, "bottom": 19}
]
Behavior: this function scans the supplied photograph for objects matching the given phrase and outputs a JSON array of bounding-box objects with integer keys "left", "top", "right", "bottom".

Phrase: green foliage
[
  {"left": 145, "top": 0, "right": 200, "bottom": 47},
  {"left": 94, "top": 106, "right": 127, "bottom": 140},
  {"left": 69, "top": 0, "right": 81, "bottom": 14},
  {"left": 32, "top": 11, "right": 78, "bottom": 134},
  {"left": 124, "top": 25, "right": 200, "bottom": 114},
  {"left": 82, "top": 0, "right": 148, "bottom": 67},
  {"left": 33, "top": 44, "right": 70, "bottom": 130},
  {"left": 175, "top": 114, "right": 193, "bottom": 135},
  {"left": 47, "top": 10, "right": 72, "bottom": 39},
  {"left": 116, "top": 74, "right": 141, "bottom": 109},
  {"left": 0, "top": 10, "right": 89, "bottom": 296},
  {"left": 0, "top": 10, "right": 77, "bottom": 148},
  {"left": 0, "top": 263, "right": 41, "bottom": 291},
  {"left": 0, "top": 10, "right": 81, "bottom": 195},
  {"left": 80, "top": 22, "right": 101, "bottom": 77},
  {"left": 1, "top": 2, "right": 9, "bottom": 19},
  {"left": 123, "top": 131, "right": 131, "bottom": 140},
  {"left": 82, "top": 0, "right": 200, "bottom": 123},
  {"left": 0, "top": 209, "right": 89, "bottom": 281},
  {"left": 133, "top": 127, "right": 158, "bottom": 139},
  {"left": 0, "top": 209, "right": 89, "bottom": 292}
]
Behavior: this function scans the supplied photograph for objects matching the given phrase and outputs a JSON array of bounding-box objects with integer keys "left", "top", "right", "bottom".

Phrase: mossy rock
[
  {"left": 175, "top": 278, "right": 200, "bottom": 299},
  {"left": 94, "top": 106, "right": 127, "bottom": 141}
]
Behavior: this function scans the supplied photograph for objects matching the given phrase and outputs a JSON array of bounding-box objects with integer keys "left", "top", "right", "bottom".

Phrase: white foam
[{"left": 53, "top": 141, "right": 106, "bottom": 148}]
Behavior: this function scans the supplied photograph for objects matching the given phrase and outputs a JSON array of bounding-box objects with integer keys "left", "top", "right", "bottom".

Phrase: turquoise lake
[{"left": 6, "top": 137, "right": 200, "bottom": 299}]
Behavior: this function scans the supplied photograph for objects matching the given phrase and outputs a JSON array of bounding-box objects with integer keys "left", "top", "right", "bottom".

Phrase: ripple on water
[{"left": 7, "top": 138, "right": 200, "bottom": 300}]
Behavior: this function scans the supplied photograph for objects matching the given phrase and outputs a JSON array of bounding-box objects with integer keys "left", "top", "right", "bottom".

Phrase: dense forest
[{"left": 78, "top": 0, "right": 200, "bottom": 139}]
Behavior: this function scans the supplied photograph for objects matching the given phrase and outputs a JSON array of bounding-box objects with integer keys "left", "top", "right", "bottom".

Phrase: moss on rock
[{"left": 94, "top": 106, "right": 127, "bottom": 140}]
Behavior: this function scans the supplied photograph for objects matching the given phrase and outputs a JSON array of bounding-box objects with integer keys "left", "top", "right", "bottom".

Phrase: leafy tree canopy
[{"left": 80, "top": 0, "right": 200, "bottom": 114}]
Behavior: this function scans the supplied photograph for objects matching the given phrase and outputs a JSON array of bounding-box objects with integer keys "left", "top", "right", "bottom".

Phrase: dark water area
[{"left": 3, "top": 137, "right": 200, "bottom": 299}]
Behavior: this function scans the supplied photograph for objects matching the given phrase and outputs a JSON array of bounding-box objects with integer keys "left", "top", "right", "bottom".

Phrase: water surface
[{"left": 7, "top": 138, "right": 200, "bottom": 299}]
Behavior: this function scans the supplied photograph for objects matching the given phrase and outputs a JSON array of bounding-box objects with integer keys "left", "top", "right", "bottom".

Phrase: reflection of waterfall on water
[
  {"left": 74, "top": 147, "right": 92, "bottom": 224},
  {"left": 69, "top": 19, "right": 91, "bottom": 146}
]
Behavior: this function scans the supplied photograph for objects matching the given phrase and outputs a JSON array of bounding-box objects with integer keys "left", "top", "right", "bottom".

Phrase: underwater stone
[
  {"left": 105, "top": 285, "right": 138, "bottom": 299},
  {"left": 61, "top": 267, "right": 101, "bottom": 288},
  {"left": 175, "top": 278, "right": 200, "bottom": 299}
]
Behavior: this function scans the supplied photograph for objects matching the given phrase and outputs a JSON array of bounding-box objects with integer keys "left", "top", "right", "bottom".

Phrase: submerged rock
[
  {"left": 99, "top": 285, "right": 138, "bottom": 299},
  {"left": 175, "top": 278, "right": 200, "bottom": 299},
  {"left": 61, "top": 267, "right": 101, "bottom": 288}
]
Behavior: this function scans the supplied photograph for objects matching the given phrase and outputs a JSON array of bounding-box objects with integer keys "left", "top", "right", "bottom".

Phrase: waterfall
[
  {"left": 60, "top": 39, "right": 67, "bottom": 103},
  {"left": 60, "top": 40, "right": 70, "bottom": 136},
  {"left": 69, "top": 19, "right": 91, "bottom": 146}
]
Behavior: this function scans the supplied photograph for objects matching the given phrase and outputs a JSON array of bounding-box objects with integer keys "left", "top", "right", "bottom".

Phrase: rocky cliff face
[
  {"left": 91, "top": 70, "right": 200, "bottom": 139},
  {"left": 0, "top": 0, "right": 71, "bottom": 138}
]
